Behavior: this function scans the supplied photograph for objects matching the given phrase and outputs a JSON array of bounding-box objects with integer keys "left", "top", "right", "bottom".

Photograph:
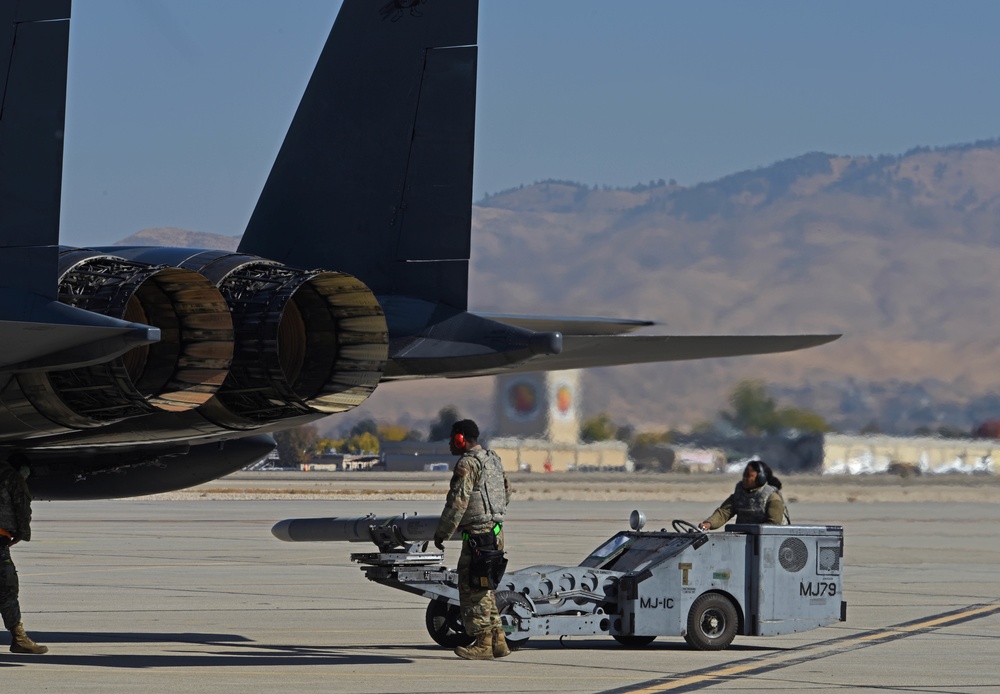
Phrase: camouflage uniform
[
  {"left": 703, "top": 482, "right": 788, "bottom": 530},
  {"left": 434, "top": 448, "right": 511, "bottom": 637},
  {"left": 0, "top": 463, "right": 32, "bottom": 632}
]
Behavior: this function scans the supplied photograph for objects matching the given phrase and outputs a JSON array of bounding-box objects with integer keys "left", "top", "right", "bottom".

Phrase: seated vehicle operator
[{"left": 698, "top": 460, "right": 790, "bottom": 530}]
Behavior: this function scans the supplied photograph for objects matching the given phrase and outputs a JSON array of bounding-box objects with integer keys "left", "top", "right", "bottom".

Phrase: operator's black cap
[{"left": 451, "top": 419, "right": 479, "bottom": 440}]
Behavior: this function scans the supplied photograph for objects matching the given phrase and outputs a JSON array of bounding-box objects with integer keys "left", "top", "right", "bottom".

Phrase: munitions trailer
[{"left": 273, "top": 511, "right": 846, "bottom": 650}]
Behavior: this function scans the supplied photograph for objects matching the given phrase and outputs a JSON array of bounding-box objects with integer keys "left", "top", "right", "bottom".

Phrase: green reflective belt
[{"left": 462, "top": 523, "right": 501, "bottom": 541}]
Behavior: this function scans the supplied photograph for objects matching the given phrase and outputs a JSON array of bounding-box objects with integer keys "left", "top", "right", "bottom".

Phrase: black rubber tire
[
  {"left": 685, "top": 593, "right": 739, "bottom": 651},
  {"left": 495, "top": 590, "right": 532, "bottom": 650},
  {"left": 425, "top": 600, "right": 474, "bottom": 649},
  {"left": 612, "top": 634, "right": 657, "bottom": 647}
]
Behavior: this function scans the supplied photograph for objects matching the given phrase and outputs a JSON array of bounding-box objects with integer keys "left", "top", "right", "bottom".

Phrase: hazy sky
[{"left": 59, "top": 0, "right": 1000, "bottom": 247}]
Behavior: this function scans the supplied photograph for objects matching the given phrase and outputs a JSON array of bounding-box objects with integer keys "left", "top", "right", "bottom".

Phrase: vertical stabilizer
[
  {"left": 0, "top": 0, "right": 70, "bottom": 299},
  {"left": 240, "top": 0, "right": 478, "bottom": 310}
]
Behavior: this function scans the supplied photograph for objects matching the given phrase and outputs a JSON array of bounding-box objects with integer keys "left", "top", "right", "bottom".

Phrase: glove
[{"left": 433, "top": 535, "right": 446, "bottom": 551}]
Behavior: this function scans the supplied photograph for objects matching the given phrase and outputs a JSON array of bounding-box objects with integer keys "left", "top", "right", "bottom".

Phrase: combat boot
[
  {"left": 454, "top": 631, "right": 493, "bottom": 660},
  {"left": 492, "top": 628, "right": 511, "bottom": 658},
  {"left": 10, "top": 623, "right": 48, "bottom": 654}
]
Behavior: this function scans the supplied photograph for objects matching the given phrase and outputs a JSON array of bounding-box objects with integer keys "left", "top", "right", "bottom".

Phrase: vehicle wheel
[
  {"left": 425, "top": 600, "right": 474, "bottom": 649},
  {"left": 612, "top": 634, "right": 656, "bottom": 647},
  {"left": 495, "top": 590, "right": 532, "bottom": 650},
  {"left": 685, "top": 593, "right": 738, "bottom": 651}
]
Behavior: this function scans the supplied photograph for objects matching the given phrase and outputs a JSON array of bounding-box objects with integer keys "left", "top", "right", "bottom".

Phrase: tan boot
[
  {"left": 492, "top": 627, "right": 511, "bottom": 658},
  {"left": 454, "top": 631, "right": 493, "bottom": 660},
  {"left": 10, "top": 623, "right": 48, "bottom": 655}
]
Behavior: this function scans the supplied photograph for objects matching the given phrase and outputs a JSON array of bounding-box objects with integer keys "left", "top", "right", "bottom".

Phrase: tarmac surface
[{"left": 2, "top": 477, "right": 998, "bottom": 693}]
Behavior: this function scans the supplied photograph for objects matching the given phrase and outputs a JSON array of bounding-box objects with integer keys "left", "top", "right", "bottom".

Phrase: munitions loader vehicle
[{"left": 272, "top": 511, "right": 846, "bottom": 650}]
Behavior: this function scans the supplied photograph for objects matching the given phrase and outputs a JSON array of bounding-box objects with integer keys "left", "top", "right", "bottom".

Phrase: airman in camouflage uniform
[
  {"left": 434, "top": 419, "right": 512, "bottom": 660},
  {"left": 1, "top": 455, "right": 48, "bottom": 654},
  {"left": 699, "top": 460, "right": 790, "bottom": 530}
]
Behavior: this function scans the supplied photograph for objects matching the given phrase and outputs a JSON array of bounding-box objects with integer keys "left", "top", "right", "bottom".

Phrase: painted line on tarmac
[{"left": 602, "top": 602, "right": 1000, "bottom": 694}]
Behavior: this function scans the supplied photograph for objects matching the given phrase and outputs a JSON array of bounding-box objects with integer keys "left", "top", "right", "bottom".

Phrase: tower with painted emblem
[
  {"left": 495, "top": 371, "right": 581, "bottom": 444},
  {"left": 491, "top": 370, "right": 628, "bottom": 472}
]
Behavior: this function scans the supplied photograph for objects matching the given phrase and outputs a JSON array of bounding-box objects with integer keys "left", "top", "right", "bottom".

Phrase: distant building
[
  {"left": 672, "top": 447, "right": 727, "bottom": 472},
  {"left": 672, "top": 431, "right": 825, "bottom": 473},
  {"left": 301, "top": 453, "right": 381, "bottom": 472},
  {"left": 244, "top": 449, "right": 283, "bottom": 471},
  {"left": 823, "top": 433, "right": 997, "bottom": 475},
  {"left": 381, "top": 441, "right": 454, "bottom": 472}
]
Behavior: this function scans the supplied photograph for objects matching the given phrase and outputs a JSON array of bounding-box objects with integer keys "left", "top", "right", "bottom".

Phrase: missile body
[{"left": 271, "top": 514, "right": 461, "bottom": 543}]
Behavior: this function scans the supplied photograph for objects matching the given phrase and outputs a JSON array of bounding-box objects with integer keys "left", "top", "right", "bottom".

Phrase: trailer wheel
[
  {"left": 495, "top": 591, "right": 532, "bottom": 650},
  {"left": 425, "top": 600, "right": 474, "bottom": 649},
  {"left": 612, "top": 634, "right": 656, "bottom": 647},
  {"left": 685, "top": 593, "right": 738, "bottom": 651}
]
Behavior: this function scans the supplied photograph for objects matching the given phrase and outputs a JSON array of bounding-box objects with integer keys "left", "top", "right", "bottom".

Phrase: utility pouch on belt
[
  {"left": 466, "top": 530, "right": 508, "bottom": 590},
  {"left": 469, "top": 548, "right": 507, "bottom": 590}
]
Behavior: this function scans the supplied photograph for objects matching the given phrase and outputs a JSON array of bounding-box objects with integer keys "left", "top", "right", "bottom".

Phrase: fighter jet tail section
[
  {"left": 0, "top": 0, "right": 71, "bottom": 300},
  {"left": 241, "top": 0, "right": 478, "bottom": 310},
  {"left": 0, "top": 1, "right": 161, "bottom": 374}
]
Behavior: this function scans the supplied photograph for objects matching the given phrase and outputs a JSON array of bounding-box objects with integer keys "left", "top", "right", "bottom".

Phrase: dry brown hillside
[
  {"left": 468, "top": 143, "right": 1000, "bottom": 433},
  {"left": 116, "top": 227, "right": 241, "bottom": 251},
  {"left": 116, "top": 142, "right": 1000, "bottom": 434}
]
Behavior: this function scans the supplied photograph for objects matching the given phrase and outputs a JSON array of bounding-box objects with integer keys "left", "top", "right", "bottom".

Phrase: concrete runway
[{"left": 2, "top": 496, "right": 998, "bottom": 693}]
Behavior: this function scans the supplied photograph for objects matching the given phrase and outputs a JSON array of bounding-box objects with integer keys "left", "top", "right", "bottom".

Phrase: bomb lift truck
[{"left": 271, "top": 511, "right": 846, "bottom": 650}]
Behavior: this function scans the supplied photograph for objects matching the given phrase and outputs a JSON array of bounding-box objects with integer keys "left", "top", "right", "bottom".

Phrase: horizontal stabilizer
[
  {"left": 0, "top": 289, "right": 160, "bottom": 372},
  {"left": 504, "top": 333, "right": 841, "bottom": 374},
  {"left": 476, "top": 313, "right": 654, "bottom": 336},
  {"left": 385, "top": 332, "right": 839, "bottom": 380}
]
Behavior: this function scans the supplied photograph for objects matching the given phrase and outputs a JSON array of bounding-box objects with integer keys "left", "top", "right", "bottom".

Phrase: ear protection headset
[
  {"left": 754, "top": 462, "right": 768, "bottom": 487},
  {"left": 451, "top": 432, "right": 466, "bottom": 449}
]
